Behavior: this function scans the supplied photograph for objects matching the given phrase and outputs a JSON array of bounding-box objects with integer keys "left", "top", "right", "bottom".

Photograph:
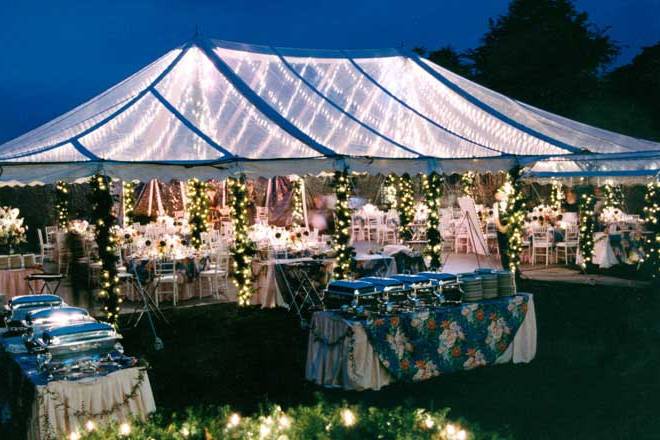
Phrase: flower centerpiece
[
  {"left": 600, "top": 206, "right": 624, "bottom": 225},
  {"left": 0, "top": 206, "right": 27, "bottom": 253}
]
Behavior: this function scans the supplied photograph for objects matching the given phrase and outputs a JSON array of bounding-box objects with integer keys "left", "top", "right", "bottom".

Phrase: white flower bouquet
[{"left": 0, "top": 206, "right": 28, "bottom": 248}]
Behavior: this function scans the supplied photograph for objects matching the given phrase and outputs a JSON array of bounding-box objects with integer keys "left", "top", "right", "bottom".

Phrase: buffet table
[
  {"left": 0, "top": 331, "right": 155, "bottom": 440},
  {"left": 306, "top": 293, "right": 536, "bottom": 391}
]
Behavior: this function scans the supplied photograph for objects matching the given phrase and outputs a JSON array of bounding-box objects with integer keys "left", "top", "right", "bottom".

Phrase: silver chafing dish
[
  {"left": 23, "top": 306, "right": 94, "bottom": 349},
  {"left": 2, "top": 294, "right": 64, "bottom": 332},
  {"left": 32, "top": 322, "right": 124, "bottom": 371}
]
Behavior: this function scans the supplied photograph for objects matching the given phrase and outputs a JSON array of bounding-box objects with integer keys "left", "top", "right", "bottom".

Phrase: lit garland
[
  {"left": 331, "top": 170, "right": 355, "bottom": 280},
  {"left": 55, "top": 180, "right": 69, "bottom": 230},
  {"left": 382, "top": 173, "right": 398, "bottom": 210},
  {"left": 187, "top": 178, "right": 210, "bottom": 250},
  {"left": 497, "top": 167, "right": 526, "bottom": 273},
  {"left": 602, "top": 182, "right": 624, "bottom": 209},
  {"left": 422, "top": 172, "right": 444, "bottom": 269},
  {"left": 641, "top": 179, "right": 660, "bottom": 279},
  {"left": 89, "top": 174, "right": 121, "bottom": 326},
  {"left": 291, "top": 176, "right": 304, "bottom": 227},
  {"left": 228, "top": 175, "right": 256, "bottom": 306},
  {"left": 549, "top": 179, "right": 564, "bottom": 211},
  {"left": 68, "top": 401, "right": 478, "bottom": 440},
  {"left": 461, "top": 171, "right": 477, "bottom": 198},
  {"left": 397, "top": 173, "right": 416, "bottom": 241},
  {"left": 578, "top": 191, "right": 597, "bottom": 272},
  {"left": 122, "top": 180, "right": 136, "bottom": 225}
]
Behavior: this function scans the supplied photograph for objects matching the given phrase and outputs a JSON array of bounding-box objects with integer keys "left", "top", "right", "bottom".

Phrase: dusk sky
[{"left": 1, "top": 0, "right": 658, "bottom": 144}]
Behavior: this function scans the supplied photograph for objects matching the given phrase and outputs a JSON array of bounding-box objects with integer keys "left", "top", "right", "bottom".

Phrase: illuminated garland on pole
[
  {"left": 332, "top": 170, "right": 355, "bottom": 280},
  {"left": 291, "top": 176, "right": 304, "bottom": 227},
  {"left": 122, "top": 180, "right": 136, "bottom": 225},
  {"left": 578, "top": 192, "right": 597, "bottom": 272},
  {"left": 228, "top": 175, "right": 256, "bottom": 306},
  {"left": 89, "top": 175, "right": 121, "bottom": 326},
  {"left": 461, "top": 171, "right": 477, "bottom": 198},
  {"left": 641, "top": 180, "right": 660, "bottom": 280},
  {"left": 397, "top": 173, "right": 415, "bottom": 241},
  {"left": 497, "top": 167, "right": 526, "bottom": 274},
  {"left": 422, "top": 172, "right": 444, "bottom": 269},
  {"left": 55, "top": 181, "right": 69, "bottom": 230},
  {"left": 187, "top": 178, "right": 210, "bottom": 250},
  {"left": 549, "top": 179, "right": 564, "bottom": 211},
  {"left": 602, "top": 182, "right": 624, "bottom": 209},
  {"left": 382, "top": 173, "right": 398, "bottom": 210}
]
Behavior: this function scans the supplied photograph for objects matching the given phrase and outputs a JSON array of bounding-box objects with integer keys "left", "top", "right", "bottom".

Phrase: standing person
[
  {"left": 66, "top": 230, "right": 92, "bottom": 308},
  {"left": 493, "top": 190, "right": 510, "bottom": 270}
]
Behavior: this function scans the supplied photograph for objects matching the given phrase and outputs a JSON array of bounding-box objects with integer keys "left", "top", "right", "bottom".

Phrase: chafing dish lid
[
  {"left": 43, "top": 321, "right": 115, "bottom": 340},
  {"left": 26, "top": 307, "right": 91, "bottom": 326},
  {"left": 417, "top": 272, "right": 458, "bottom": 282},
  {"left": 9, "top": 294, "right": 62, "bottom": 308},
  {"left": 390, "top": 274, "right": 434, "bottom": 285},
  {"left": 357, "top": 277, "right": 403, "bottom": 287}
]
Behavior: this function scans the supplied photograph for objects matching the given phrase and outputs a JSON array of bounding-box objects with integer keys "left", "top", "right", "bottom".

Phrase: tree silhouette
[{"left": 466, "top": 0, "right": 618, "bottom": 114}]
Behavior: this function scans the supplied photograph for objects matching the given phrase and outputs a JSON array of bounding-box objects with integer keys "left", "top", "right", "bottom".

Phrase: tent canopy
[{"left": 1, "top": 36, "right": 658, "bottom": 184}]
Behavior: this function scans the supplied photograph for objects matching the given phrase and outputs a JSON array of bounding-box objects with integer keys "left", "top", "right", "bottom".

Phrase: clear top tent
[{"left": 0, "top": 37, "right": 659, "bottom": 185}]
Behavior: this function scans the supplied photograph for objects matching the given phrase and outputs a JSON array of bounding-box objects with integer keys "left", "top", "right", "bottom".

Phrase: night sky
[{"left": 1, "top": 0, "right": 658, "bottom": 144}]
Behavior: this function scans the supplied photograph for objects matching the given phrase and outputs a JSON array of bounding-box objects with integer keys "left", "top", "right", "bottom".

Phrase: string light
[
  {"left": 187, "top": 178, "right": 211, "bottom": 250},
  {"left": 549, "top": 179, "right": 564, "bottom": 211},
  {"left": 228, "top": 175, "right": 256, "bottom": 306},
  {"left": 460, "top": 171, "right": 477, "bottom": 199},
  {"left": 331, "top": 170, "right": 355, "bottom": 280},
  {"left": 55, "top": 180, "right": 70, "bottom": 230},
  {"left": 291, "top": 176, "right": 304, "bottom": 227},
  {"left": 118, "top": 422, "right": 131, "bottom": 436},
  {"left": 397, "top": 173, "right": 415, "bottom": 242},
  {"left": 642, "top": 179, "right": 660, "bottom": 279},
  {"left": 422, "top": 172, "right": 444, "bottom": 269},
  {"left": 122, "top": 180, "right": 137, "bottom": 225},
  {"left": 340, "top": 408, "right": 356, "bottom": 427},
  {"left": 578, "top": 191, "right": 596, "bottom": 272},
  {"left": 602, "top": 182, "right": 624, "bottom": 210},
  {"left": 89, "top": 174, "right": 121, "bottom": 327},
  {"left": 497, "top": 167, "right": 526, "bottom": 274},
  {"left": 382, "top": 173, "right": 398, "bottom": 210}
]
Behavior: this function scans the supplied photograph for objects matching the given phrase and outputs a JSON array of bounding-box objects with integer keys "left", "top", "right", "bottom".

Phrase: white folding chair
[
  {"left": 556, "top": 225, "right": 579, "bottom": 264},
  {"left": 531, "top": 227, "right": 554, "bottom": 266},
  {"left": 154, "top": 259, "right": 178, "bottom": 306}
]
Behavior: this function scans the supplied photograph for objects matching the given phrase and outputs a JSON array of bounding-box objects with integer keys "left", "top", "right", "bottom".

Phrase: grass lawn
[{"left": 121, "top": 279, "right": 660, "bottom": 439}]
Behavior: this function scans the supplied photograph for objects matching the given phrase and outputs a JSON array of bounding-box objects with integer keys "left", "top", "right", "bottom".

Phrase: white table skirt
[
  {"left": 306, "top": 294, "right": 537, "bottom": 391},
  {"left": 576, "top": 232, "right": 618, "bottom": 268},
  {"left": 28, "top": 367, "right": 155, "bottom": 440}
]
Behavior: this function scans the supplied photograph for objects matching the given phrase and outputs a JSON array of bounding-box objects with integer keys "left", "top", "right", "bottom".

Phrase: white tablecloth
[
  {"left": 306, "top": 294, "right": 537, "bottom": 391},
  {"left": 576, "top": 232, "right": 619, "bottom": 268},
  {"left": 30, "top": 367, "right": 156, "bottom": 440}
]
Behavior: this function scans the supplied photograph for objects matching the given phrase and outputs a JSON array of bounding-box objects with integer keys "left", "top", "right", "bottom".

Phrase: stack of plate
[
  {"left": 459, "top": 274, "right": 483, "bottom": 302},
  {"left": 480, "top": 273, "right": 498, "bottom": 299},
  {"left": 495, "top": 270, "right": 516, "bottom": 296}
]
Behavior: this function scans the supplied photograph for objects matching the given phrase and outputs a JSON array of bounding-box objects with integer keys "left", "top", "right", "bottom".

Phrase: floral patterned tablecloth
[
  {"left": 306, "top": 294, "right": 536, "bottom": 391},
  {"left": 363, "top": 295, "right": 529, "bottom": 381}
]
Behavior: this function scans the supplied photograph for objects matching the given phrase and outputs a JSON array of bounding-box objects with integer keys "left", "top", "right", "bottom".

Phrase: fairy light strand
[
  {"left": 291, "top": 176, "right": 304, "bottom": 227},
  {"left": 397, "top": 173, "right": 415, "bottom": 242},
  {"left": 187, "top": 178, "right": 210, "bottom": 250},
  {"left": 228, "top": 175, "right": 256, "bottom": 305},
  {"left": 382, "top": 173, "right": 398, "bottom": 210},
  {"left": 332, "top": 170, "right": 355, "bottom": 280},
  {"left": 460, "top": 171, "right": 477, "bottom": 199},
  {"left": 55, "top": 180, "right": 69, "bottom": 230},
  {"left": 122, "top": 181, "right": 136, "bottom": 226},
  {"left": 578, "top": 191, "right": 597, "bottom": 272},
  {"left": 89, "top": 174, "right": 121, "bottom": 327},
  {"left": 422, "top": 172, "right": 444, "bottom": 269},
  {"left": 549, "top": 179, "right": 564, "bottom": 211},
  {"left": 642, "top": 179, "right": 660, "bottom": 279},
  {"left": 497, "top": 167, "right": 526, "bottom": 273}
]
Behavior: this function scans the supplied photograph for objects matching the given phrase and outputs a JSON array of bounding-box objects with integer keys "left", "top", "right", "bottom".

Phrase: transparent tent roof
[{"left": 0, "top": 37, "right": 658, "bottom": 184}]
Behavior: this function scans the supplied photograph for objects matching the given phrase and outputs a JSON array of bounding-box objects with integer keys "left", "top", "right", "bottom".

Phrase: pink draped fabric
[{"left": 0, "top": 268, "right": 44, "bottom": 299}]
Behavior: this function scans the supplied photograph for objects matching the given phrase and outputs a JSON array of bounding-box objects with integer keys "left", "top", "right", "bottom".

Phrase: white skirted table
[
  {"left": 306, "top": 293, "right": 537, "bottom": 391},
  {"left": 0, "top": 331, "right": 156, "bottom": 440}
]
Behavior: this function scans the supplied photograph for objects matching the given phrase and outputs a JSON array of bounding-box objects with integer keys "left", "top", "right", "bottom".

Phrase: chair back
[
  {"left": 45, "top": 226, "right": 58, "bottom": 244},
  {"left": 155, "top": 259, "right": 175, "bottom": 276},
  {"left": 8, "top": 254, "right": 23, "bottom": 269},
  {"left": 565, "top": 225, "right": 579, "bottom": 242},
  {"left": 23, "top": 254, "right": 37, "bottom": 268},
  {"left": 532, "top": 227, "right": 551, "bottom": 245}
]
